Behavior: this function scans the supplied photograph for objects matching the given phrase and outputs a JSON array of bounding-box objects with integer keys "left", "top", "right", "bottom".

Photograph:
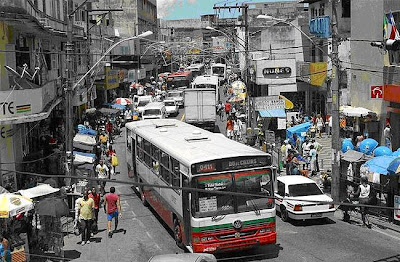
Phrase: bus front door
[{"left": 182, "top": 176, "right": 191, "bottom": 248}]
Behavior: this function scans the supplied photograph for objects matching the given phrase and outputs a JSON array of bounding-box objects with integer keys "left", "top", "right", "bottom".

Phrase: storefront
[{"left": 384, "top": 84, "right": 400, "bottom": 150}]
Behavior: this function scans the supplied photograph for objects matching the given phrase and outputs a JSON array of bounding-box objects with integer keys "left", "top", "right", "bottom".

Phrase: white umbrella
[{"left": 0, "top": 193, "right": 33, "bottom": 218}]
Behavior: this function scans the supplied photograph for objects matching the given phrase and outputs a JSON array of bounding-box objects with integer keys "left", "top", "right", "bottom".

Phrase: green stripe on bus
[{"left": 192, "top": 217, "right": 275, "bottom": 233}]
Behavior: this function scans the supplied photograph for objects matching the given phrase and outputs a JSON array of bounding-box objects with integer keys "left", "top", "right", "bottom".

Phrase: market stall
[
  {"left": 0, "top": 193, "right": 34, "bottom": 262},
  {"left": 340, "top": 106, "right": 378, "bottom": 141}
]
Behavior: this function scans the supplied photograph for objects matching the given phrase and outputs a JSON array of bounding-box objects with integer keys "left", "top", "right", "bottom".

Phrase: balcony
[
  {"left": 309, "top": 16, "right": 331, "bottom": 38},
  {"left": 0, "top": 0, "right": 84, "bottom": 38}
]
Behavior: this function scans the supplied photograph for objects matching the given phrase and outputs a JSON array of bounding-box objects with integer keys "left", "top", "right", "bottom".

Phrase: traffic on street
[{"left": 1, "top": 1, "right": 400, "bottom": 262}]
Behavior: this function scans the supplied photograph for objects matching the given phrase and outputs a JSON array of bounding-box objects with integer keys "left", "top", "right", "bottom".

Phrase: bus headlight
[{"left": 201, "top": 236, "right": 214, "bottom": 242}]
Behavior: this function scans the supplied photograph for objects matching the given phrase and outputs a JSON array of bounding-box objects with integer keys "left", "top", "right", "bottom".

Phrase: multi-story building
[{"left": 0, "top": 0, "right": 93, "bottom": 190}]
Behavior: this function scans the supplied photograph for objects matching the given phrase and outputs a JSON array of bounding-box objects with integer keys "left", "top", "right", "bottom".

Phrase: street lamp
[
  {"left": 257, "top": 14, "right": 341, "bottom": 201},
  {"left": 140, "top": 41, "right": 166, "bottom": 59}
]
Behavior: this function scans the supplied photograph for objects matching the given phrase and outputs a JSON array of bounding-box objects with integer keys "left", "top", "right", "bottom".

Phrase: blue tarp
[
  {"left": 286, "top": 122, "right": 312, "bottom": 143},
  {"left": 78, "top": 128, "right": 97, "bottom": 136},
  {"left": 362, "top": 155, "right": 397, "bottom": 175},
  {"left": 258, "top": 108, "right": 286, "bottom": 118},
  {"left": 73, "top": 151, "right": 96, "bottom": 159},
  {"left": 111, "top": 103, "right": 126, "bottom": 110}
]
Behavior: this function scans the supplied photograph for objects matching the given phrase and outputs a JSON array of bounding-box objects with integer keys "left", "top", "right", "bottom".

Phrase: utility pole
[
  {"left": 65, "top": 0, "right": 75, "bottom": 182},
  {"left": 331, "top": 0, "right": 340, "bottom": 202}
]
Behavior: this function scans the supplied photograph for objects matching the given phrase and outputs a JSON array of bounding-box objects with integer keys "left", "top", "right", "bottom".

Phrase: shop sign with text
[
  {"left": 254, "top": 96, "right": 285, "bottom": 111},
  {"left": 105, "top": 67, "right": 119, "bottom": 89}
]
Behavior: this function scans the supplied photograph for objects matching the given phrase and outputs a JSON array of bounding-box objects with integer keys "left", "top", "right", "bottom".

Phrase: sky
[{"left": 156, "top": 0, "right": 296, "bottom": 20}]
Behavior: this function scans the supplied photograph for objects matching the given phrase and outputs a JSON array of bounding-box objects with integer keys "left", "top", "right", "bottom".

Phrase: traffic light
[{"left": 170, "top": 28, "right": 174, "bottom": 35}]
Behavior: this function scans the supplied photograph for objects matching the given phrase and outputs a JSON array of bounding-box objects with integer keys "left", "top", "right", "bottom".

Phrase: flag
[
  {"left": 388, "top": 11, "right": 400, "bottom": 40},
  {"left": 384, "top": 15, "right": 390, "bottom": 39}
]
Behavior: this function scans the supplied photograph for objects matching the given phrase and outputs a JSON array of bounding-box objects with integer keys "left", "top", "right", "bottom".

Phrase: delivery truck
[{"left": 184, "top": 88, "right": 216, "bottom": 131}]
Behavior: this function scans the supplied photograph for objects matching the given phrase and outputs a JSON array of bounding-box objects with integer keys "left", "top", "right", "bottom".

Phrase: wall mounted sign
[{"left": 263, "top": 67, "right": 291, "bottom": 76}]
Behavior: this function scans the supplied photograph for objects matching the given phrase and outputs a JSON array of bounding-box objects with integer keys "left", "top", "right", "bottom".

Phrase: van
[
  {"left": 167, "top": 90, "right": 184, "bottom": 107},
  {"left": 142, "top": 102, "right": 166, "bottom": 120},
  {"left": 133, "top": 95, "right": 153, "bottom": 115}
]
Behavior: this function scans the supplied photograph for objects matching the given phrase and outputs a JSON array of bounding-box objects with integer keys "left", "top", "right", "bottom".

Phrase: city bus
[
  {"left": 191, "top": 75, "right": 220, "bottom": 102},
  {"left": 166, "top": 71, "right": 193, "bottom": 89},
  {"left": 125, "top": 119, "right": 276, "bottom": 253},
  {"left": 185, "top": 63, "right": 206, "bottom": 78},
  {"left": 210, "top": 63, "right": 227, "bottom": 84}
]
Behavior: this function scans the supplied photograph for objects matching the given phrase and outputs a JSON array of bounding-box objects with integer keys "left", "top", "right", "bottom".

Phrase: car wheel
[
  {"left": 280, "top": 206, "right": 289, "bottom": 222},
  {"left": 174, "top": 219, "right": 184, "bottom": 249}
]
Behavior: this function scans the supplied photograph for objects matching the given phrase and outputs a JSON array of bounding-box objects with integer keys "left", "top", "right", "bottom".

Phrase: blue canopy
[
  {"left": 362, "top": 155, "right": 397, "bottom": 175},
  {"left": 259, "top": 109, "right": 286, "bottom": 118},
  {"left": 286, "top": 122, "right": 312, "bottom": 142},
  {"left": 78, "top": 128, "right": 97, "bottom": 136},
  {"left": 111, "top": 103, "right": 126, "bottom": 110},
  {"left": 73, "top": 151, "right": 96, "bottom": 159}
]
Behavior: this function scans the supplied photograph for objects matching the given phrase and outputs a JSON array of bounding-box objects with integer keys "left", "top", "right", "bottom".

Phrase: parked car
[
  {"left": 148, "top": 253, "right": 217, "bottom": 262},
  {"left": 275, "top": 175, "right": 335, "bottom": 222},
  {"left": 163, "top": 99, "right": 179, "bottom": 117},
  {"left": 167, "top": 90, "right": 184, "bottom": 107}
]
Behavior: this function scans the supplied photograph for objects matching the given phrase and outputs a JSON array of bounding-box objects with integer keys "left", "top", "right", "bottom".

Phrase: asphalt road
[{"left": 62, "top": 119, "right": 400, "bottom": 262}]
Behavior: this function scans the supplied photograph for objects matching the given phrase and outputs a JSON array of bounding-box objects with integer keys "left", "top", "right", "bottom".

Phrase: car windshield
[
  {"left": 143, "top": 109, "right": 161, "bottom": 116},
  {"left": 168, "top": 93, "right": 181, "bottom": 97},
  {"left": 164, "top": 101, "right": 175, "bottom": 106},
  {"left": 192, "top": 169, "right": 273, "bottom": 218},
  {"left": 288, "top": 183, "right": 323, "bottom": 197},
  {"left": 138, "top": 100, "right": 150, "bottom": 107},
  {"left": 212, "top": 67, "right": 225, "bottom": 76}
]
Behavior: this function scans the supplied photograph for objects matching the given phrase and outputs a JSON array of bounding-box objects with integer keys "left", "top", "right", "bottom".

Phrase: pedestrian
[
  {"left": 104, "top": 187, "right": 126, "bottom": 238},
  {"left": 383, "top": 123, "right": 392, "bottom": 150},
  {"left": 280, "top": 140, "right": 287, "bottom": 171},
  {"left": 236, "top": 117, "right": 243, "bottom": 141},
  {"left": 309, "top": 145, "right": 317, "bottom": 175},
  {"left": 233, "top": 118, "right": 240, "bottom": 141},
  {"left": 224, "top": 101, "right": 231, "bottom": 117},
  {"left": 356, "top": 133, "right": 364, "bottom": 149},
  {"left": 302, "top": 138, "right": 311, "bottom": 170},
  {"left": 75, "top": 190, "right": 94, "bottom": 246},
  {"left": 285, "top": 140, "right": 292, "bottom": 175},
  {"left": 88, "top": 187, "right": 101, "bottom": 234},
  {"left": 99, "top": 132, "right": 108, "bottom": 153},
  {"left": 106, "top": 145, "right": 117, "bottom": 174},
  {"left": 217, "top": 101, "right": 224, "bottom": 120},
  {"left": 352, "top": 176, "right": 371, "bottom": 227},
  {"left": 313, "top": 139, "right": 323, "bottom": 172},
  {"left": 96, "top": 159, "right": 109, "bottom": 195},
  {"left": 125, "top": 108, "right": 132, "bottom": 123},
  {"left": 316, "top": 114, "right": 324, "bottom": 138},
  {"left": 226, "top": 117, "right": 234, "bottom": 139},
  {"left": 0, "top": 232, "right": 11, "bottom": 262},
  {"left": 106, "top": 119, "right": 113, "bottom": 144}
]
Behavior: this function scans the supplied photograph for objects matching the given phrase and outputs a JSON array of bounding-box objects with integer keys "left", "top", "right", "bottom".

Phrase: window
[
  {"left": 342, "top": 0, "right": 350, "bottom": 18},
  {"left": 288, "top": 183, "right": 323, "bottom": 197},
  {"left": 171, "top": 158, "right": 180, "bottom": 187},
  {"left": 277, "top": 181, "right": 285, "bottom": 196},
  {"left": 319, "top": 3, "right": 325, "bottom": 16},
  {"left": 137, "top": 136, "right": 144, "bottom": 161},
  {"left": 143, "top": 139, "right": 151, "bottom": 166}
]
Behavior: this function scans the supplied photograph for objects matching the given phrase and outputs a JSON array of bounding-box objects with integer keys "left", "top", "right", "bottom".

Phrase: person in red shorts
[{"left": 104, "top": 186, "right": 125, "bottom": 238}]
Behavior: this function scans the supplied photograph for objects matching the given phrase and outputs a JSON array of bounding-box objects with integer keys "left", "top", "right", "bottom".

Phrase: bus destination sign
[
  {"left": 196, "top": 162, "right": 217, "bottom": 173},
  {"left": 221, "top": 156, "right": 269, "bottom": 171}
]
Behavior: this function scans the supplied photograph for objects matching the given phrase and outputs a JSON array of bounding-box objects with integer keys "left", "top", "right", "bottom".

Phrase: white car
[
  {"left": 167, "top": 90, "right": 184, "bottom": 107},
  {"left": 163, "top": 99, "right": 179, "bottom": 117},
  {"left": 275, "top": 175, "right": 335, "bottom": 222}
]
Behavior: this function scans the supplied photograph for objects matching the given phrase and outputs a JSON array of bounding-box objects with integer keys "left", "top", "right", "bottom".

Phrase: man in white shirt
[
  {"left": 383, "top": 123, "right": 392, "bottom": 150},
  {"left": 96, "top": 159, "right": 109, "bottom": 195}
]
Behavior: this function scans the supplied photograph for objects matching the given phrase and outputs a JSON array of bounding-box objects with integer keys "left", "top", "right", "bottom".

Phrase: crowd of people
[{"left": 218, "top": 100, "right": 245, "bottom": 141}]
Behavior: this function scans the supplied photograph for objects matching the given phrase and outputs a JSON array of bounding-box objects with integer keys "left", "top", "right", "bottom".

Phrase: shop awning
[
  {"left": 18, "top": 184, "right": 59, "bottom": 199},
  {"left": 340, "top": 106, "right": 376, "bottom": 117},
  {"left": 341, "top": 150, "right": 372, "bottom": 163},
  {"left": 0, "top": 98, "right": 62, "bottom": 125},
  {"left": 259, "top": 108, "right": 286, "bottom": 118}
]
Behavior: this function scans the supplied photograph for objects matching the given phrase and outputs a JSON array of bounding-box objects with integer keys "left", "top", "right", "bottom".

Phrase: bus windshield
[{"left": 192, "top": 169, "right": 273, "bottom": 218}]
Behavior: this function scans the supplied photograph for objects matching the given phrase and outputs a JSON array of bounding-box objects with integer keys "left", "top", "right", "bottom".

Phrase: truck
[{"left": 184, "top": 88, "right": 216, "bottom": 131}]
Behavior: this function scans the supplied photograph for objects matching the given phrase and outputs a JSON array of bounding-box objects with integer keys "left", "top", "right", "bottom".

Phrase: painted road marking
[{"left": 132, "top": 217, "right": 146, "bottom": 228}]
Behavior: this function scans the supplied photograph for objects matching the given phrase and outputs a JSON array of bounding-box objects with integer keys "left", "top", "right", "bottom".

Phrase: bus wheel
[
  {"left": 174, "top": 219, "right": 184, "bottom": 249},
  {"left": 280, "top": 206, "right": 289, "bottom": 222},
  {"left": 140, "top": 187, "right": 149, "bottom": 207}
]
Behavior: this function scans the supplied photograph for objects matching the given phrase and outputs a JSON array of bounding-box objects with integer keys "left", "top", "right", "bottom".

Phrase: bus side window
[
  {"left": 137, "top": 136, "right": 144, "bottom": 161},
  {"left": 171, "top": 158, "right": 180, "bottom": 188},
  {"left": 160, "top": 151, "right": 171, "bottom": 184},
  {"left": 143, "top": 139, "right": 152, "bottom": 167}
]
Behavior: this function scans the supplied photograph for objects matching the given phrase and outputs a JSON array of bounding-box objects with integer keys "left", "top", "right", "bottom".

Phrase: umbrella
[
  {"left": 130, "top": 83, "right": 143, "bottom": 89},
  {"left": 228, "top": 96, "right": 244, "bottom": 103},
  {"left": 362, "top": 155, "right": 397, "bottom": 175},
  {"left": 387, "top": 157, "right": 400, "bottom": 175},
  {"left": 35, "top": 197, "right": 70, "bottom": 217},
  {"left": 373, "top": 146, "right": 392, "bottom": 157},
  {"left": 114, "top": 98, "right": 132, "bottom": 105},
  {"left": 358, "top": 138, "right": 378, "bottom": 155},
  {"left": 341, "top": 138, "right": 354, "bottom": 153},
  {"left": 0, "top": 193, "right": 33, "bottom": 218},
  {"left": 111, "top": 103, "right": 126, "bottom": 110},
  {"left": 278, "top": 95, "right": 294, "bottom": 110}
]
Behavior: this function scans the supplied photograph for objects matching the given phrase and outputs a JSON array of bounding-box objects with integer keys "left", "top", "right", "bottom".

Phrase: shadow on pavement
[
  {"left": 289, "top": 217, "right": 336, "bottom": 227},
  {"left": 63, "top": 250, "right": 81, "bottom": 260}
]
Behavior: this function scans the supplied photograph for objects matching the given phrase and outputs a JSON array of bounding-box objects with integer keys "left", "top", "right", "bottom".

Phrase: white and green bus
[{"left": 126, "top": 119, "right": 276, "bottom": 253}]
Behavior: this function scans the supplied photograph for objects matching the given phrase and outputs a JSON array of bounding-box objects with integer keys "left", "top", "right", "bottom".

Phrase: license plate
[{"left": 311, "top": 213, "right": 322, "bottom": 217}]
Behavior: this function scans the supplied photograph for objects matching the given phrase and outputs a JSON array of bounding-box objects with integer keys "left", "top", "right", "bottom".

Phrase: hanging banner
[
  {"left": 105, "top": 67, "right": 119, "bottom": 89},
  {"left": 310, "top": 62, "right": 327, "bottom": 87}
]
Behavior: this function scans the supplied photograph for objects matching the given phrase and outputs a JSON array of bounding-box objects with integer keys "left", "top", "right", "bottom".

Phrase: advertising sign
[
  {"left": 310, "top": 62, "right": 327, "bottom": 87},
  {"left": 254, "top": 96, "right": 285, "bottom": 111},
  {"left": 105, "top": 67, "right": 119, "bottom": 89},
  {"left": 370, "top": 85, "right": 383, "bottom": 99}
]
